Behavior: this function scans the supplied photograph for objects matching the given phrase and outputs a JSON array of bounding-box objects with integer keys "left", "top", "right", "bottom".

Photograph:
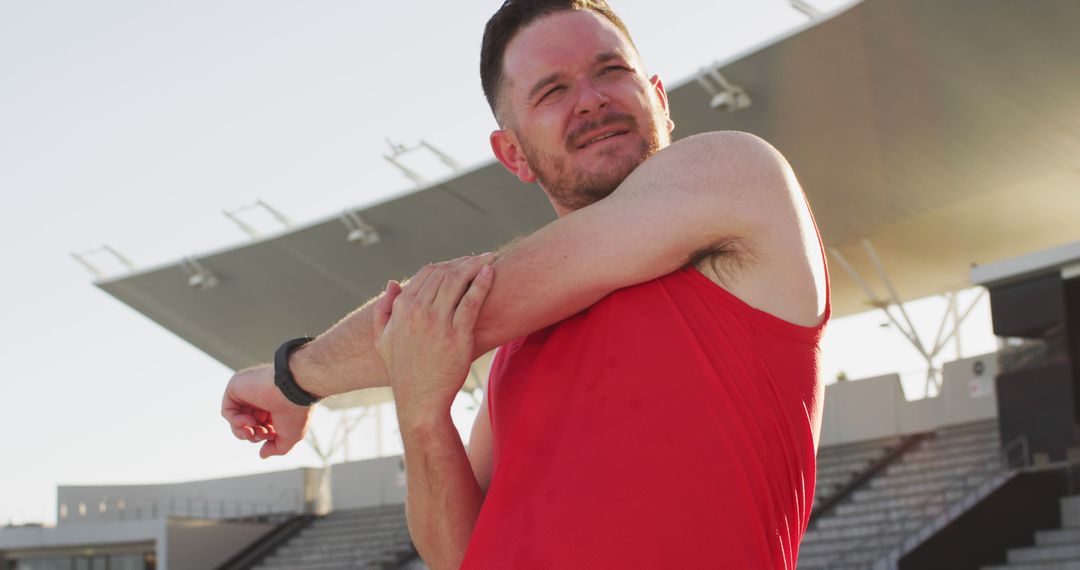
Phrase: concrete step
[
  {"left": 813, "top": 505, "right": 938, "bottom": 530},
  {"left": 817, "top": 447, "right": 891, "bottom": 469},
  {"left": 818, "top": 437, "right": 904, "bottom": 458},
  {"left": 983, "top": 559, "right": 1080, "bottom": 570},
  {"left": 275, "top": 533, "right": 412, "bottom": 557},
  {"left": 833, "top": 487, "right": 959, "bottom": 517},
  {"left": 302, "top": 518, "right": 409, "bottom": 536},
  {"left": 799, "top": 536, "right": 903, "bottom": 567},
  {"left": 817, "top": 471, "right": 859, "bottom": 488},
  {"left": 818, "top": 459, "right": 872, "bottom": 479},
  {"left": 798, "top": 530, "right": 906, "bottom": 558},
  {"left": 936, "top": 420, "right": 999, "bottom": 437},
  {"left": 1063, "top": 496, "right": 1080, "bottom": 528},
  {"left": 1037, "top": 527, "right": 1080, "bottom": 546},
  {"left": 870, "top": 463, "right": 993, "bottom": 489},
  {"left": 853, "top": 471, "right": 995, "bottom": 503},
  {"left": 262, "top": 546, "right": 407, "bottom": 567},
  {"left": 286, "top": 529, "right": 410, "bottom": 550},
  {"left": 903, "top": 436, "right": 1001, "bottom": 461},
  {"left": 255, "top": 556, "right": 396, "bottom": 570},
  {"left": 804, "top": 516, "right": 926, "bottom": 543},
  {"left": 1011, "top": 544, "right": 1080, "bottom": 564},
  {"left": 886, "top": 451, "right": 1001, "bottom": 477},
  {"left": 298, "top": 520, "right": 409, "bottom": 537}
]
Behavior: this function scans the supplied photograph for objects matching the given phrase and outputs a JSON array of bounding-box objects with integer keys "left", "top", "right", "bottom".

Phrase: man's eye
[
  {"left": 602, "top": 65, "right": 627, "bottom": 74},
  {"left": 540, "top": 86, "right": 565, "bottom": 101}
]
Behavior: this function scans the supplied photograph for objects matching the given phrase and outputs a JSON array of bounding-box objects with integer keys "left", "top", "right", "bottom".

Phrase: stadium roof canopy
[{"left": 98, "top": 0, "right": 1080, "bottom": 374}]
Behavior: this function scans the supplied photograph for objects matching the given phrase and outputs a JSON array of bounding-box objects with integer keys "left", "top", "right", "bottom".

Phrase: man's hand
[
  {"left": 371, "top": 254, "right": 495, "bottom": 570},
  {"left": 372, "top": 254, "right": 495, "bottom": 425},
  {"left": 221, "top": 365, "right": 312, "bottom": 459}
]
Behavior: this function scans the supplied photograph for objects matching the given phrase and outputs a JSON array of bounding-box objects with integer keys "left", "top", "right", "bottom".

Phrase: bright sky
[{"left": 0, "top": 0, "right": 996, "bottom": 527}]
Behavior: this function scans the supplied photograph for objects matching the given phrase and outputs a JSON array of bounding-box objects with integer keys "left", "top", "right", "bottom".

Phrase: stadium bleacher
[
  {"left": 247, "top": 505, "right": 415, "bottom": 570},
  {"left": 800, "top": 419, "right": 1007, "bottom": 569}
]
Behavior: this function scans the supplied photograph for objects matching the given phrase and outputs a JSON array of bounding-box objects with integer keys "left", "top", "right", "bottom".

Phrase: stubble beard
[{"left": 522, "top": 110, "right": 669, "bottom": 212}]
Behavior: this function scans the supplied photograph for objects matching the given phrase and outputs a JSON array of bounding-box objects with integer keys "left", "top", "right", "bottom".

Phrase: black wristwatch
[{"left": 273, "top": 337, "right": 322, "bottom": 407}]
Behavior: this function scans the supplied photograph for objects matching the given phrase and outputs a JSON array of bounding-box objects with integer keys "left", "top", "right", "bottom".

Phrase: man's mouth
[{"left": 577, "top": 129, "right": 630, "bottom": 149}]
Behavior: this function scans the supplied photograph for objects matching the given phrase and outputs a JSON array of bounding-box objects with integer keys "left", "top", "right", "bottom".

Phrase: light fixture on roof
[
  {"left": 70, "top": 245, "right": 137, "bottom": 280},
  {"left": 222, "top": 199, "right": 293, "bottom": 239},
  {"left": 384, "top": 138, "right": 463, "bottom": 187},
  {"left": 695, "top": 64, "right": 751, "bottom": 113},
  {"left": 180, "top": 256, "right": 218, "bottom": 290},
  {"left": 339, "top": 209, "right": 380, "bottom": 246},
  {"left": 789, "top": 0, "right": 823, "bottom": 19}
]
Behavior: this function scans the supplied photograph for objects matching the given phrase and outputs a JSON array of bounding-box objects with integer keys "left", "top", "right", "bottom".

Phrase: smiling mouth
[{"left": 578, "top": 130, "right": 629, "bottom": 149}]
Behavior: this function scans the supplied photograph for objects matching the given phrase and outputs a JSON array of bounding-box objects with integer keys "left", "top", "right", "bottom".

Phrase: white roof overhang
[{"left": 98, "top": 0, "right": 1080, "bottom": 375}]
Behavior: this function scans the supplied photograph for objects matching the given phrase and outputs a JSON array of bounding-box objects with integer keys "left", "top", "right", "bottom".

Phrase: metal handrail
[{"left": 822, "top": 443, "right": 1006, "bottom": 569}]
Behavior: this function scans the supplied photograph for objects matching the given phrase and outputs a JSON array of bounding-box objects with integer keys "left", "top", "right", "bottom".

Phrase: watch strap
[{"left": 273, "top": 337, "right": 321, "bottom": 407}]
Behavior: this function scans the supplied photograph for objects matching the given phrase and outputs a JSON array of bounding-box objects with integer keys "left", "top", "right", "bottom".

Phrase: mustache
[{"left": 566, "top": 113, "right": 638, "bottom": 150}]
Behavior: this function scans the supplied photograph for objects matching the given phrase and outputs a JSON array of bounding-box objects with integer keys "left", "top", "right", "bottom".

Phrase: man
[{"left": 222, "top": 1, "right": 829, "bottom": 568}]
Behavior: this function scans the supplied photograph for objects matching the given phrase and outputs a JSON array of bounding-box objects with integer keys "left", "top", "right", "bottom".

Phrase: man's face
[{"left": 493, "top": 10, "right": 673, "bottom": 212}]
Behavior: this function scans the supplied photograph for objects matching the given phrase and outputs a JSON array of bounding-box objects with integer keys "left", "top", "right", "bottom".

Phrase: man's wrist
[
  {"left": 288, "top": 342, "right": 326, "bottom": 399},
  {"left": 396, "top": 406, "right": 454, "bottom": 439}
]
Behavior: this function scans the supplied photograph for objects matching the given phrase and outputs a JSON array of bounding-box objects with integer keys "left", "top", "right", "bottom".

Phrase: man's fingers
[
  {"left": 373, "top": 280, "right": 402, "bottom": 337},
  {"left": 402, "top": 262, "right": 438, "bottom": 299},
  {"left": 259, "top": 434, "right": 299, "bottom": 458},
  {"left": 453, "top": 264, "right": 494, "bottom": 331},
  {"left": 436, "top": 253, "right": 495, "bottom": 313},
  {"left": 416, "top": 264, "right": 449, "bottom": 307}
]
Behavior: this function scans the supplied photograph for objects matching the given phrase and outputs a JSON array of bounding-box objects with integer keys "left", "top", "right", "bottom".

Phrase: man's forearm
[
  {"left": 399, "top": 412, "right": 484, "bottom": 570},
  {"left": 291, "top": 296, "right": 390, "bottom": 397}
]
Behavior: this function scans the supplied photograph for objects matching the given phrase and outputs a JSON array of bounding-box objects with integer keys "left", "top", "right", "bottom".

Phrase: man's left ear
[{"left": 650, "top": 74, "right": 675, "bottom": 134}]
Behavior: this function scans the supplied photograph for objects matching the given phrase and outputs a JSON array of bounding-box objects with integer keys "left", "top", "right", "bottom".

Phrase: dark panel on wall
[
  {"left": 989, "top": 273, "right": 1065, "bottom": 339},
  {"left": 996, "top": 361, "right": 1075, "bottom": 463},
  {"left": 1065, "top": 277, "right": 1080, "bottom": 417},
  {"left": 899, "top": 471, "right": 1065, "bottom": 570}
]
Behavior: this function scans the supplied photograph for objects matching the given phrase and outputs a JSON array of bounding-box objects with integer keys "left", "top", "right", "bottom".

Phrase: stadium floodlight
[
  {"left": 695, "top": 65, "right": 751, "bottom": 112},
  {"left": 180, "top": 256, "right": 218, "bottom": 290},
  {"left": 223, "top": 199, "right": 293, "bottom": 239},
  {"left": 70, "top": 245, "right": 137, "bottom": 280},
  {"left": 339, "top": 209, "right": 380, "bottom": 246},
  {"left": 384, "top": 138, "right": 463, "bottom": 187},
  {"left": 789, "top": 0, "right": 823, "bottom": 19}
]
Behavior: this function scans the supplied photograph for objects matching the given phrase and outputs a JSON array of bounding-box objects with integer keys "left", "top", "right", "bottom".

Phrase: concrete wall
[
  {"left": 164, "top": 519, "right": 273, "bottom": 570},
  {"left": 820, "top": 373, "right": 907, "bottom": 446},
  {"left": 0, "top": 519, "right": 163, "bottom": 551},
  {"left": 330, "top": 455, "right": 407, "bottom": 510},
  {"left": 820, "top": 353, "right": 999, "bottom": 447},
  {"left": 942, "top": 353, "right": 999, "bottom": 423},
  {"left": 0, "top": 518, "right": 271, "bottom": 570},
  {"left": 57, "top": 467, "right": 320, "bottom": 526}
]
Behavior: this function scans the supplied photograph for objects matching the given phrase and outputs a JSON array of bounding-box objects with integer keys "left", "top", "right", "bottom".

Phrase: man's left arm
[{"left": 371, "top": 260, "right": 495, "bottom": 569}]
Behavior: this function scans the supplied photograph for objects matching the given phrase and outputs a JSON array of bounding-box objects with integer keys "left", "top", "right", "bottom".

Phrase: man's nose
[{"left": 573, "top": 80, "right": 609, "bottom": 115}]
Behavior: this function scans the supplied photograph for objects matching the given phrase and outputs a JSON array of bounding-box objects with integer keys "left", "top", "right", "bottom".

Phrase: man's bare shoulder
[
  {"left": 643, "top": 131, "right": 828, "bottom": 328},
  {"left": 620, "top": 130, "right": 795, "bottom": 210}
]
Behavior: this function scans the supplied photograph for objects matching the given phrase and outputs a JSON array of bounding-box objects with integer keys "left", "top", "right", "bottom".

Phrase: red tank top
[{"left": 462, "top": 260, "right": 829, "bottom": 569}]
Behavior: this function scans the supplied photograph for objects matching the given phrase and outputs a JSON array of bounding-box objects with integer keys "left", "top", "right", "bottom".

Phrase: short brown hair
[{"left": 480, "top": 0, "right": 638, "bottom": 123}]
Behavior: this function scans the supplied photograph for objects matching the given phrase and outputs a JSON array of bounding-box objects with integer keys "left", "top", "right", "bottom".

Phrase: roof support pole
[
  {"left": 931, "top": 289, "right": 986, "bottom": 358},
  {"left": 829, "top": 242, "right": 961, "bottom": 397},
  {"left": 930, "top": 292, "right": 956, "bottom": 361},
  {"left": 924, "top": 292, "right": 956, "bottom": 397},
  {"left": 828, "top": 246, "right": 926, "bottom": 355},
  {"left": 861, "top": 239, "right": 930, "bottom": 360},
  {"left": 789, "top": 0, "right": 823, "bottom": 19},
  {"left": 953, "top": 290, "right": 964, "bottom": 356}
]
